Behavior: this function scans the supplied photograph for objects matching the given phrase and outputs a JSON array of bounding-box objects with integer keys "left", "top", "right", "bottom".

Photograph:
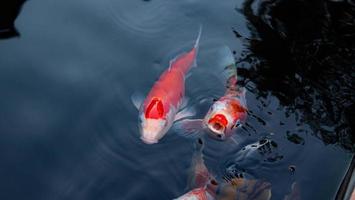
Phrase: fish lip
[
  {"left": 140, "top": 136, "right": 158, "bottom": 144},
  {"left": 207, "top": 122, "right": 225, "bottom": 134},
  {"left": 206, "top": 124, "right": 226, "bottom": 140}
]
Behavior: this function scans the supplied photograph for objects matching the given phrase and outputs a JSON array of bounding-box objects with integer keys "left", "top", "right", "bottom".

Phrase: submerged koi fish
[
  {"left": 174, "top": 186, "right": 217, "bottom": 200},
  {"left": 174, "top": 138, "right": 272, "bottom": 200},
  {"left": 132, "top": 27, "right": 202, "bottom": 144},
  {"left": 175, "top": 46, "right": 247, "bottom": 140},
  {"left": 174, "top": 138, "right": 271, "bottom": 200},
  {"left": 174, "top": 138, "right": 218, "bottom": 200},
  {"left": 217, "top": 177, "right": 272, "bottom": 200}
]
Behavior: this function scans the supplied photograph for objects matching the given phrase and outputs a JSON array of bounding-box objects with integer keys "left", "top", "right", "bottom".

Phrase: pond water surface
[{"left": 0, "top": 0, "right": 353, "bottom": 199}]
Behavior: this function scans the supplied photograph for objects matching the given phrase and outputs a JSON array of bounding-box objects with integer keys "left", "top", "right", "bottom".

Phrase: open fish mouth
[
  {"left": 207, "top": 113, "right": 228, "bottom": 139},
  {"left": 207, "top": 122, "right": 226, "bottom": 140}
]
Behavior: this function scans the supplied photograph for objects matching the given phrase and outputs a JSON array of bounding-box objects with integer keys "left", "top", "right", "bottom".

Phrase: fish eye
[{"left": 234, "top": 120, "right": 242, "bottom": 128}]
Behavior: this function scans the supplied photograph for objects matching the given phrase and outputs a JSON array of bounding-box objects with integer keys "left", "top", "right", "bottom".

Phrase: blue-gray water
[{"left": 0, "top": 0, "right": 353, "bottom": 199}]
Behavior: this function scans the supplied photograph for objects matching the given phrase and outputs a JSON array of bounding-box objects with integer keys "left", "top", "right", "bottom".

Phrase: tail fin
[
  {"left": 193, "top": 25, "right": 203, "bottom": 51},
  {"left": 216, "top": 46, "right": 237, "bottom": 79}
]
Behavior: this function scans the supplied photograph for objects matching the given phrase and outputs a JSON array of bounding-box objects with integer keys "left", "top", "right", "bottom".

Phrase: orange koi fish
[
  {"left": 175, "top": 46, "right": 247, "bottom": 140},
  {"left": 132, "top": 27, "right": 202, "bottom": 144}
]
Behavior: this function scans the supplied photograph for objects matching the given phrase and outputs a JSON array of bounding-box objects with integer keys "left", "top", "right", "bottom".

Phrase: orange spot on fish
[
  {"left": 229, "top": 101, "right": 247, "bottom": 113},
  {"left": 145, "top": 98, "right": 164, "bottom": 119}
]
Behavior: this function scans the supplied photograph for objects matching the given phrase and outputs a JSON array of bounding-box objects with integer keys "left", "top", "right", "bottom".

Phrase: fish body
[
  {"left": 174, "top": 139, "right": 218, "bottom": 200},
  {"left": 174, "top": 138, "right": 271, "bottom": 200},
  {"left": 174, "top": 187, "right": 213, "bottom": 200},
  {"left": 217, "top": 178, "right": 272, "bottom": 200},
  {"left": 133, "top": 27, "right": 202, "bottom": 144},
  {"left": 202, "top": 48, "right": 247, "bottom": 140}
]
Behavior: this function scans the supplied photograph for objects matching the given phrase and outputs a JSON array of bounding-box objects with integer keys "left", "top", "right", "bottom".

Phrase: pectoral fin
[
  {"left": 131, "top": 92, "right": 144, "bottom": 110},
  {"left": 174, "top": 106, "right": 196, "bottom": 122},
  {"left": 173, "top": 119, "right": 204, "bottom": 138}
]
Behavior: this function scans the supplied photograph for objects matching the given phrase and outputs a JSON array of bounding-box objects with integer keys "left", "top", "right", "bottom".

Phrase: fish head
[
  {"left": 138, "top": 98, "right": 173, "bottom": 144},
  {"left": 139, "top": 116, "right": 168, "bottom": 144},
  {"left": 204, "top": 97, "right": 247, "bottom": 140},
  {"left": 204, "top": 101, "right": 233, "bottom": 140}
]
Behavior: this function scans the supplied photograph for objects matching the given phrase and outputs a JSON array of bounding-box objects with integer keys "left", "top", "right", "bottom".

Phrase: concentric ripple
[{"left": 103, "top": 0, "right": 186, "bottom": 39}]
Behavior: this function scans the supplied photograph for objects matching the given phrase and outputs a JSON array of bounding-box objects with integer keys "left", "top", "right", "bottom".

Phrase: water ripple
[{"left": 104, "top": 0, "right": 184, "bottom": 39}]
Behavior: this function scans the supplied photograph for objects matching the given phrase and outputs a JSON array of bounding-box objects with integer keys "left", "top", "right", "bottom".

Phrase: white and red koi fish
[
  {"left": 174, "top": 138, "right": 219, "bottom": 200},
  {"left": 132, "top": 27, "right": 202, "bottom": 144},
  {"left": 175, "top": 46, "right": 247, "bottom": 140}
]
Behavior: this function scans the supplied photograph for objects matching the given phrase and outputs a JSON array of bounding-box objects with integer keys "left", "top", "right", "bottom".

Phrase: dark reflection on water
[
  {"left": 0, "top": 0, "right": 353, "bottom": 200},
  {"left": 0, "top": 0, "right": 26, "bottom": 39},
  {"left": 235, "top": 0, "right": 355, "bottom": 151}
]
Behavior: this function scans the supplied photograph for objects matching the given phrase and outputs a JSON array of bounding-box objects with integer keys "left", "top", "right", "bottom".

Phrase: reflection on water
[
  {"left": 235, "top": 0, "right": 355, "bottom": 151},
  {"left": 0, "top": 0, "right": 26, "bottom": 39},
  {"left": 0, "top": 0, "right": 353, "bottom": 200}
]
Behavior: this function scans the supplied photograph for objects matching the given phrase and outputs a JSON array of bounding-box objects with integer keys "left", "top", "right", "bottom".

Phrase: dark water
[{"left": 0, "top": 0, "right": 354, "bottom": 199}]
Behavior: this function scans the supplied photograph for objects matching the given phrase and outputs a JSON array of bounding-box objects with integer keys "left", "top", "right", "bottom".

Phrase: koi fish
[
  {"left": 187, "top": 138, "right": 210, "bottom": 189},
  {"left": 174, "top": 46, "right": 247, "bottom": 140},
  {"left": 174, "top": 186, "right": 217, "bottom": 200},
  {"left": 132, "top": 27, "right": 202, "bottom": 144},
  {"left": 217, "top": 177, "right": 272, "bottom": 200},
  {"left": 174, "top": 138, "right": 271, "bottom": 200},
  {"left": 174, "top": 138, "right": 218, "bottom": 200}
]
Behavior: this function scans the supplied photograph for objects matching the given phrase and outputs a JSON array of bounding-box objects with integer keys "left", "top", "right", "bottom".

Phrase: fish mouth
[
  {"left": 207, "top": 122, "right": 226, "bottom": 139},
  {"left": 140, "top": 136, "right": 158, "bottom": 144},
  {"left": 207, "top": 114, "right": 228, "bottom": 139}
]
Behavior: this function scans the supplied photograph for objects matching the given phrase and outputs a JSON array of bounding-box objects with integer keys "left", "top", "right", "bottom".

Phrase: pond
[{"left": 0, "top": 0, "right": 354, "bottom": 199}]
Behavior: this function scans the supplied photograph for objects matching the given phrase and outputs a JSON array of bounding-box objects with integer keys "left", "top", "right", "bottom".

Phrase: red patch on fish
[
  {"left": 188, "top": 188, "right": 208, "bottom": 200},
  {"left": 208, "top": 114, "right": 228, "bottom": 126},
  {"left": 229, "top": 100, "right": 247, "bottom": 113},
  {"left": 145, "top": 98, "right": 165, "bottom": 119}
]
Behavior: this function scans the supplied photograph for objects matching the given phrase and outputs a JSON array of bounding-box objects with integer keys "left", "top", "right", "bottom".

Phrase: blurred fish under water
[{"left": 175, "top": 138, "right": 274, "bottom": 200}]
